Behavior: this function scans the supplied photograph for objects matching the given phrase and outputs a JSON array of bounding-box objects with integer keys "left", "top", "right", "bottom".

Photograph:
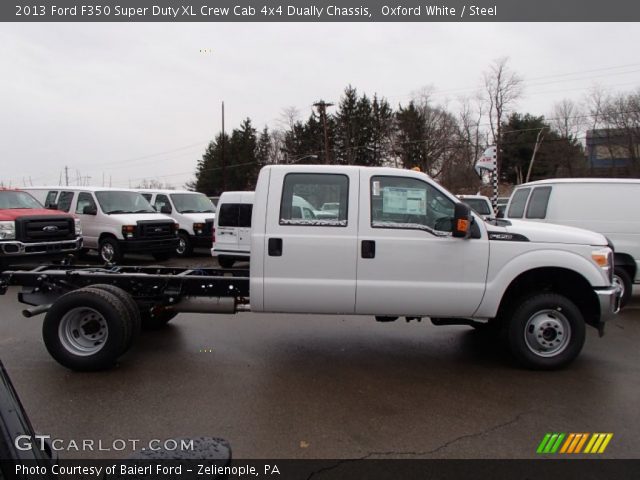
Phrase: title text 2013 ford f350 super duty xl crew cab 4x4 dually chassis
[{"left": 0, "top": 165, "right": 621, "bottom": 371}]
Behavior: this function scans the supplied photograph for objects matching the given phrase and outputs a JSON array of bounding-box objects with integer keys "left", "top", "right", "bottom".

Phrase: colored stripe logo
[{"left": 537, "top": 433, "right": 613, "bottom": 454}]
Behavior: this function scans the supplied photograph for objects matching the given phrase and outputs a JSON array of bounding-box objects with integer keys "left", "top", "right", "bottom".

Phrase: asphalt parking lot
[{"left": 0, "top": 250, "right": 639, "bottom": 460}]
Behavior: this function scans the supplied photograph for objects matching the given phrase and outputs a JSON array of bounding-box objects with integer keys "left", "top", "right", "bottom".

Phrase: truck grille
[
  {"left": 138, "top": 220, "right": 175, "bottom": 239},
  {"left": 15, "top": 216, "right": 75, "bottom": 243}
]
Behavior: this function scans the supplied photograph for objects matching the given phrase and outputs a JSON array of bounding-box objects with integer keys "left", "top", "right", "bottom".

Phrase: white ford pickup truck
[{"left": 0, "top": 165, "right": 621, "bottom": 371}]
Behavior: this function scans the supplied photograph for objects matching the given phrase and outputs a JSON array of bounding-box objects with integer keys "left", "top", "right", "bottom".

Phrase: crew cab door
[
  {"left": 355, "top": 172, "right": 489, "bottom": 317},
  {"left": 261, "top": 168, "right": 358, "bottom": 313}
]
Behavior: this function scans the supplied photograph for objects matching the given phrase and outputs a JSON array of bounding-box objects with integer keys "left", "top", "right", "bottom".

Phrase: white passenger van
[
  {"left": 24, "top": 187, "right": 179, "bottom": 263},
  {"left": 211, "top": 191, "right": 254, "bottom": 268},
  {"left": 506, "top": 178, "right": 640, "bottom": 307},
  {"left": 138, "top": 189, "right": 216, "bottom": 257}
]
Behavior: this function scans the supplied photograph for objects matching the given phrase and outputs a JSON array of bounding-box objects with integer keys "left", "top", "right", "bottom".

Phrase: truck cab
[{"left": 0, "top": 188, "right": 82, "bottom": 270}]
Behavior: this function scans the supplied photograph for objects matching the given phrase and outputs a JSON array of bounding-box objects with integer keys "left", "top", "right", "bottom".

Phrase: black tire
[
  {"left": 613, "top": 266, "right": 632, "bottom": 309},
  {"left": 176, "top": 232, "right": 193, "bottom": 257},
  {"left": 99, "top": 237, "right": 123, "bottom": 264},
  {"left": 506, "top": 293, "right": 585, "bottom": 370},
  {"left": 42, "top": 288, "right": 131, "bottom": 371},
  {"left": 217, "top": 256, "right": 235, "bottom": 268},
  {"left": 84, "top": 284, "right": 142, "bottom": 353},
  {"left": 152, "top": 252, "right": 172, "bottom": 261},
  {"left": 140, "top": 308, "right": 178, "bottom": 330}
]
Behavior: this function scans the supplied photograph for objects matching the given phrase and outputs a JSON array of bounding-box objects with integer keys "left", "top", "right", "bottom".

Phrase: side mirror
[
  {"left": 82, "top": 205, "right": 97, "bottom": 215},
  {"left": 160, "top": 205, "right": 172, "bottom": 214},
  {"left": 452, "top": 202, "right": 472, "bottom": 238},
  {"left": 47, "top": 203, "right": 58, "bottom": 210}
]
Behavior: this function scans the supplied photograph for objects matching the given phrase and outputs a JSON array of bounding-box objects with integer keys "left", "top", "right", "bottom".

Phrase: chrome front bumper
[
  {"left": 595, "top": 285, "right": 622, "bottom": 324},
  {"left": 0, "top": 237, "right": 82, "bottom": 256}
]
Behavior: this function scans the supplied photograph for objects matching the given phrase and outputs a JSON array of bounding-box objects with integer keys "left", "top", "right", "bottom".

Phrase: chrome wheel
[
  {"left": 176, "top": 237, "right": 187, "bottom": 255},
  {"left": 58, "top": 307, "right": 109, "bottom": 356},
  {"left": 524, "top": 309, "right": 571, "bottom": 358},
  {"left": 100, "top": 243, "right": 115, "bottom": 263}
]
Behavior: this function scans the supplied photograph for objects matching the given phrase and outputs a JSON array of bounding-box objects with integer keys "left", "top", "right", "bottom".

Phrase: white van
[
  {"left": 506, "top": 178, "right": 640, "bottom": 307},
  {"left": 211, "top": 191, "right": 254, "bottom": 268},
  {"left": 24, "top": 187, "right": 179, "bottom": 263},
  {"left": 138, "top": 189, "right": 216, "bottom": 257}
]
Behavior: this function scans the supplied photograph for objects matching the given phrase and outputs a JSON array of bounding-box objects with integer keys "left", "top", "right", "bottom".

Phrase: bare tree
[
  {"left": 550, "top": 98, "right": 584, "bottom": 141},
  {"left": 483, "top": 57, "right": 523, "bottom": 179},
  {"left": 277, "top": 106, "right": 301, "bottom": 131}
]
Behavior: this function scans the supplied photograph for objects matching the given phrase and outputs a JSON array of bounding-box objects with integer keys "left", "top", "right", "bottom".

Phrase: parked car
[
  {"left": 24, "top": 187, "right": 178, "bottom": 264},
  {"left": 211, "top": 191, "right": 254, "bottom": 268},
  {"left": 0, "top": 188, "right": 82, "bottom": 270},
  {"left": 138, "top": 189, "right": 216, "bottom": 257},
  {"left": 457, "top": 194, "right": 494, "bottom": 220},
  {"left": 506, "top": 178, "right": 640, "bottom": 307}
]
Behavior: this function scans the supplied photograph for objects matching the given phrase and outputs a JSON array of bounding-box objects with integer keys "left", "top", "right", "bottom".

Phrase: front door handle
[
  {"left": 361, "top": 240, "right": 375, "bottom": 259},
  {"left": 268, "top": 238, "right": 283, "bottom": 256}
]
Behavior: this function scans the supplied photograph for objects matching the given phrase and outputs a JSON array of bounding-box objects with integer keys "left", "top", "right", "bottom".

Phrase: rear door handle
[
  {"left": 361, "top": 240, "right": 375, "bottom": 259},
  {"left": 268, "top": 238, "right": 283, "bottom": 256}
]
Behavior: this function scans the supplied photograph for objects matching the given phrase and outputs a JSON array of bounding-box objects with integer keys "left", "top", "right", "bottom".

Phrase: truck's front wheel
[
  {"left": 507, "top": 293, "right": 585, "bottom": 370},
  {"left": 42, "top": 288, "right": 131, "bottom": 371}
]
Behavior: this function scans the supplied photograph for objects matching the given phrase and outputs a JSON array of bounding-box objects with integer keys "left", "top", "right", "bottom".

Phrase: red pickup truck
[{"left": 0, "top": 188, "right": 82, "bottom": 270}]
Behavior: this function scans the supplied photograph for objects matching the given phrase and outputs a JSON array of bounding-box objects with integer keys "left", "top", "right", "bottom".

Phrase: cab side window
[
  {"left": 76, "top": 192, "right": 97, "bottom": 214},
  {"left": 370, "top": 176, "right": 455, "bottom": 234},
  {"left": 280, "top": 173, "right": 349, "bottom": 226},
  {"left": 141, "top": 193, "right": 152, "bottom": 202},
  {"left": 57, "top": 191, "right": 74, "bottom": 212}
]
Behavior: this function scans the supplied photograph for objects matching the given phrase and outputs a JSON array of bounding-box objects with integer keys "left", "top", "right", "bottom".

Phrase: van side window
[
  {"left": 370, "top": 176, "right": 454, "bottom": 234},
  {"left": 280, "top": 173, "right": 349, "bottom": 226},
  {"left": 154, "top": 194, "right": 171, "bottom": 213},
  {"left": 57, "top": 191, "right": 74, "bottom": 212},
  {"left": 507, "top": 188, "right": 530, "bottom": 219},
  {"left": 44, "top": 191, "right": 58, "bottom": 208},
  {"left": 76, "top": 192, "right": 97, "bottom": 214},
  {"left": 526, "top": 187, "right": 552, "bottom": 219}
]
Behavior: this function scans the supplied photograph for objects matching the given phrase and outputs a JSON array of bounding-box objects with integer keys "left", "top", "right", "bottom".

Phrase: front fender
[{"left": 474, "top": 248, "right": 609, "bottom": 318}]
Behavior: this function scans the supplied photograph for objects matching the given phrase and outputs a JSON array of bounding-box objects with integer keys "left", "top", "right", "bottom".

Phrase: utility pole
[
  {"left": 65, "top": 166, "right": 69, "bottom": 186},
  {"left": 314, "top": 100, "right": 334, "bottom": 164},
  {"left": 221, "top": 101, "right": 226, "bottom": 192},
  {"left": 525, "top": 127, "right": 547, "bottom": 184}
]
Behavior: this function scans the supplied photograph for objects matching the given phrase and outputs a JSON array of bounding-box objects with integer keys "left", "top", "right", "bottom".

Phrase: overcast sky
[{"left": 1, "top": 22, "right": 639, "bottom": 188}]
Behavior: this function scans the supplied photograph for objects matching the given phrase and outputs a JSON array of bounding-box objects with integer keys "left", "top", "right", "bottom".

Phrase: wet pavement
[{"left": 1, "top": 252, "right": 639, "bottom": 459}]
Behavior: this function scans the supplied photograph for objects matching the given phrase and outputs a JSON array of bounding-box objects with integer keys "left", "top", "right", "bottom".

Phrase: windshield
[
  {"left": 170, "top": 193, "right": 215, "bottom": 213},
  {"left": 462, "top": 198, "right": 492, "bottom": 215},
  {"left": 0, "top": 191, "right": 43, "bottom": 209},
  {"left": 95, "top": 191, "right": 156, "bottom": 214}
]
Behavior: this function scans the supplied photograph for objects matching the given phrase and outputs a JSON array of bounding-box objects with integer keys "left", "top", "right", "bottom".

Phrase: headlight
[
  {"left": 122, "top": 225, "right": 136, "bottom": 239},
  {"left": 74, "top": 218, "right": 82, "bottom": 236},
  {"left": 0, "top": 221, "right": 16, "bottom": 240}
]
